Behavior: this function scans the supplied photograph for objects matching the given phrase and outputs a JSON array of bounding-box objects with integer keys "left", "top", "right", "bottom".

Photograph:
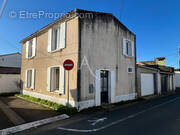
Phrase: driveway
[{"left": 0, "top": 96, "right": 59, "bottom": 130}]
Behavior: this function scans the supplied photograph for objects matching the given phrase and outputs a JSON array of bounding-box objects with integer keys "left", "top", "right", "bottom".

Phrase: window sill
[
  {"left": 123, "top": 54, "right": 134, "bottom": 58},
  {"left": 50, "top": 90, "right": 64, "bottom": 95},
  {"left": 26, "top": 56, "right": 35, "bottom": 60},
  {"left": 49, "top": 48, "right": 63, "bottom": 53},
  {"left": 128, "top": 72, "right": 134, "bottom": 74},
  {"left": 25, "top": 87, "right": 34, "bottom": 90}
]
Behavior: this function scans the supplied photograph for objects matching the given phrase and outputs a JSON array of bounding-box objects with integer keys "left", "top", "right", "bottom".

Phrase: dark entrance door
[
  {"left": 101, "top": 70, "right": 109, "bottom": 104},
  {"left": 161, "top": 75, "right": 168, "bottom": 93}
]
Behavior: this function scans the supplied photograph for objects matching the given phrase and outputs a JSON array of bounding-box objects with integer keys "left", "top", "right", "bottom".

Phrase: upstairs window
[
  {"left": 126, "top": 40, "right": 132, "bottom": 56},
  {"left": 48, "top": 22, "right": 66, "bottom": 52},
  {"left": 26, "top": 37, "right": 36, "bottom": 59},
  {"left": 123, "top": 38, "right": 134, "bottom": 57},
  {"left": 28, "top": 40, "right": 33, "bottom": 58},
  {"left": 52, "top": 26, "right": 60, "bottom": 51}
]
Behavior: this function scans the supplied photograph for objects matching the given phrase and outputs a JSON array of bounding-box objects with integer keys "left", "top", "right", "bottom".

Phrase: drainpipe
[
  {"left": 77, "top": 16, "right": 81, "bottom": 107},
  {"left": 134, "top": 35, "right": 138, "bottom": 98}
]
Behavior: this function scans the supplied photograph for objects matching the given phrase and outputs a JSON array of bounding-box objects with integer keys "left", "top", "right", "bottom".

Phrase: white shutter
[
  {"left": 25, "top": 70, "right": 28, "bottom": 88},
  {"left": 59, "top": 66, "right": 65, "bottom": 94},
  {"left": 131, "top": 40, "right": 134, "bottom": 57},
  {"left": 110, "top": 71, "right": 115, "bottom": 103},
  {"left": 95, "top": 70, "right": 101, "bottom": 106},
  {"left": 47, "top": 67, "right": 51, "bottom": 91},
  {"left": 48, "top": 28, "right": 52, "bottom": 52},
  {"left": 123, "top": 38, "right": 126, "bottom": 55},
  {"left": 32, "top": 37, "right": 36, "bottom": 57},
  {"left": 31, "top": 69, "right": 35, "bottom": 89},
  {"left": 59, "top": 22, "right": 66, "bottom": 49},
  {"left": 26, "top": 41, "right": 29, "bottom": 58}
]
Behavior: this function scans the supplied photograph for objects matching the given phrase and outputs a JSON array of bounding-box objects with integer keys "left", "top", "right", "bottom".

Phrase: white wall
[
  {"left": 0, "top": 53, "right": 21, "bottom": 67},
  {"left": 175, "top": 72, "right": 180, "bottom": 88},
  {"left": 0, "top": 74, "right": 20, "bottom": 94}
]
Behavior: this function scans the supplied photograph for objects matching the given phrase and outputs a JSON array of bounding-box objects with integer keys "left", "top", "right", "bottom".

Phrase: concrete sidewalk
[{"left": 0, "top": 96, "right": 60, "bottom": 129}]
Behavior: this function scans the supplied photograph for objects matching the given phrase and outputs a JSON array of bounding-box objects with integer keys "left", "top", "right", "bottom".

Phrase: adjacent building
[
  {"left": 137, "top": 57, "right": 175, "bottom": 97},
  {"left": 0, "top": 52, "right": 21, "bottom": 94},
  {"left": 20, "top": 9, "right": 136, "bottom": 110}
]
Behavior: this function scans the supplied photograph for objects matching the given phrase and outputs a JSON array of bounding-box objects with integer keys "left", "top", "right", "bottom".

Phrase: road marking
[
  {"left": 0, "top": 114, "right": 69, "bottom": 135},
  {"left": 88, "top": 117, "right": 107, "bottom": 126},
  {"left": 58, "top": 97, "right": 180, "bottom": 133}
]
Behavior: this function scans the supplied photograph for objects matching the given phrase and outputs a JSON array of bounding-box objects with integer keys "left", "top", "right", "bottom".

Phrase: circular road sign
[{"left": 63, "top": 59, "right": 74, "bottom": 71}]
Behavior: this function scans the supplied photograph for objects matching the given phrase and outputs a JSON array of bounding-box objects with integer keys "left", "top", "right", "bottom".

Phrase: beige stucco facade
[
  {"left": 21, "top": 17, "right": 79, "bottom": 104},
  {"left": 21, "top": 9, "right": 137, "bottom": 110}
]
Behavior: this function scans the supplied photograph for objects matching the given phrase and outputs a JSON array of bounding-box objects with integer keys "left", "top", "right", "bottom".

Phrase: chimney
[{"left": 155, "top": 57, "right": 166, "bottom": 66}]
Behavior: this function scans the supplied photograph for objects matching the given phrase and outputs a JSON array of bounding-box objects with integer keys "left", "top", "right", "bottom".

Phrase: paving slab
[
  {"left": 0, "top": 96, "right": 60, "bottom": 129},
  {"left": 0, "top": 100, "right": 25, "bottom": 125},
  {"left": 0, "top": 109, "right": 14, "bottom": 130}
]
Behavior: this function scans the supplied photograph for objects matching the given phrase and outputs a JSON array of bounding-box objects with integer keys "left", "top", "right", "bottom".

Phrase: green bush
[{"left": 15, "top": 94, "right": 77, "bottom": 115}]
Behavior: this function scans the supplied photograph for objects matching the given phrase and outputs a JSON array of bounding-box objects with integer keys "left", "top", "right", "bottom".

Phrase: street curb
[{"left": 0, "top": 114, "right": 70, "bottom": 135}]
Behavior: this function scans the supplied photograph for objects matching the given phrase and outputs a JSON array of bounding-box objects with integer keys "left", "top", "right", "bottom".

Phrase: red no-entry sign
[{"left": 63, "top": 59, "right": 74, "bottom": 71}]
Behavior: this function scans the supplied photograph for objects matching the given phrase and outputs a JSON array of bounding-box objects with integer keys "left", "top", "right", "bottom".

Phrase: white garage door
[{"left": 141, "top": 73, "right": 154, "bottom": 96}]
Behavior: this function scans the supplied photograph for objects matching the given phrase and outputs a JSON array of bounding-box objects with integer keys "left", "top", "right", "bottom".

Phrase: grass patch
[{"left": 15, "top": 94, "right": 77, "bottom": 115}]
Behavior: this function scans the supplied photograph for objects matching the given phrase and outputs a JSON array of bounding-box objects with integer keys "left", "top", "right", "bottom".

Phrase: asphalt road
[{"left": 15, "top": 93, "right": 180, "bottom": 135}]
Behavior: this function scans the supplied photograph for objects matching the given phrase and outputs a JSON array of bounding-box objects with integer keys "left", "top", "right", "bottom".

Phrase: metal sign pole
[
  {"left": 67, "top": 70, "right": 70, "bottom": 106},
  {"left": 63, "top": 59, "right": 74, "bottom": 107}
]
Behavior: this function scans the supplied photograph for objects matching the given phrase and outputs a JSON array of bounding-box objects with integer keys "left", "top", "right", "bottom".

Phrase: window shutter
[
  {"left": 25, "top": 70, "right": 28, "bottom": 88},
  {"left": 123, "top": 38, "right": 126, "bottom": 55},
  {"left": 59, "top": 22, "right": 66, "bottom": 49},
  {"left": 59, "top": 66, "right": 65, "bottom": 94},
  {"left": 95, "top": 70, "right": 101, "bottom": 106},
  {"left": 26, "top": 41, "right": 29, "bottom": 58},
  {"left": 128, "top": 43, "right": 132, "bottom": 56},
  {"left": 131, "top": 41, "right": 134, "bottom": 57},
  {"left": 110, "top": 71, "right": 115, "bottom": 103},
  {"left": 32, "top": 37, "right": 36, "bottom": 57},
  {"left": 31, "top": 69, "right": 35, "bottom": 89},
  {"left": 47, "top": 67, "right": 51, "bottom": 91},
  {"left": 48, "top": 28, "right": 52, "bottom": 52}
]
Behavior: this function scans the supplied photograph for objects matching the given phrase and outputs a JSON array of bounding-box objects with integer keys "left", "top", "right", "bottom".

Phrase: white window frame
[
  {"left": 26, "top": 37, "right": 36, "bottom": 59},
  {"left": 25, "top": 68, "right": 35, "bottom": 89},
  {"left": 48, "top": 22, "right": 66, "bottom": 53},
  {"left": 127, "top": 67, "right": 134, "bottom": 74},
  {"left": 123, "top": 38, "right": 134, "bottom": 57},
  {"left": 51, "top": 25, "right": 60, "bottom": 52},
  {"left": 47, "top": 66, "right": 65, "bottom": 94}
]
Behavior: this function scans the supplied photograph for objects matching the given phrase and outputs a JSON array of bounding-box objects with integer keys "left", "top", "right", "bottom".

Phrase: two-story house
[{"left": 20, "top": 9, "right": 136, "bottom": 110}]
